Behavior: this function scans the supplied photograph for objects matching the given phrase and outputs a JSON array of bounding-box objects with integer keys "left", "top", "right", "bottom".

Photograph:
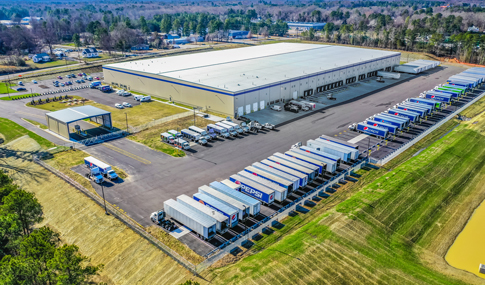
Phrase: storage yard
[{"left": 2, "top": 41, "right": 484, "bottom": 272}]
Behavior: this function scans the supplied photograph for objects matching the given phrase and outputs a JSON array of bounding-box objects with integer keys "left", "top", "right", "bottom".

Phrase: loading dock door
[
  {"left": 260, "top": 100, "right": 265, "bottom": 110},
  {"left": 253, "top": 102, "right": 258, "bottom": 112},
  {"left": 293, "top": 91, "right": 298, "bottom": 99},
  {"left": 246, "top": 105, "right": 251, "bottom": 114},
  {"left": 238, "top": 107, "right": 244, "bottom": 116}
]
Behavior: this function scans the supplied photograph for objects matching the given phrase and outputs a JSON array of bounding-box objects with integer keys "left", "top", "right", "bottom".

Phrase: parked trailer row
[
  {"left": 198, "top": 185, "right": 251, "bottom": 218},
  {"left": 365, "top": 120, "right": 398, "bottom": 134},
  {"left": 284, "top": 150, "right": 327, "bottom": 174},
  {"left": 260, "top": 159, "right": 308, "bottom": 187},
  {"left": 371, "top": 114, "right": 406, "bottom": 130},
  {"left": 212, "top": 181, "right": 261, "bottom": 216},
  {"left": 163, "top": 199, "right": 217, "bottom": 240},
  {"left": 267, "top": 155, "right": 317, "bottom": 181},
  {"left": 252, "top": 162, "right": 300, "bottom": 191},
  {"left": 177, "top": 194, "right": 229, "bottom": 234},
  {"left": 244, "top": 166, "right": 295, "bottom": 193},
  {"left": 272, "top": 152, "right": 320, "bottom": 177},
  {"left": 229, "top": 174, "right": 276, "bottom": 204},
  {"left": 235, "top": 172, "right": 288, "bottom": 202},
  {"left": 191, "top": 193, "right": 239, "bottom": 228},
  {"left": 318, "top": 134, "right": 359, "bottom": 150},
  {"left": 408, "top": 98, "right": 442, "bottom": 110},
  {"left": 287, "top": 149, "right": 338, "bottom": 174}
]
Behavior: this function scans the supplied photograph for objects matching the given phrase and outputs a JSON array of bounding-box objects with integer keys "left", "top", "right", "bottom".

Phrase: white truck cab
[
  {"left": 161, "top": 132, "right": 175, "bottom": 144},
  {"left": 168, "top": 130, "right": 182, "bottom": 138},
  {"left": 174, "top": 138, "right": 190, "bottom": 150}
]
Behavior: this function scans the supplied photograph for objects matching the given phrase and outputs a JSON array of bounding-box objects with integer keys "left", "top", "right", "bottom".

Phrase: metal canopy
[{"left": 46, "top": 105, "right": 111, "bottom": 124}]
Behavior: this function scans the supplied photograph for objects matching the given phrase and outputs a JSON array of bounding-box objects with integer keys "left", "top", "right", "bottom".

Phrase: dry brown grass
[{"left": 1, "top": 138, "right": 205, "bottom": 285}]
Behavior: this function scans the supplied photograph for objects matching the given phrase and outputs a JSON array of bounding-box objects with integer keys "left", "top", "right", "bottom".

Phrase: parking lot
[{"left": 0, "top": 64, "right": 469, "bottom": 256}]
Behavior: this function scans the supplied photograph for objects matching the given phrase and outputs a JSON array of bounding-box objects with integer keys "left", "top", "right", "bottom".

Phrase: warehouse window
[{"left": 345, "top": 77, "right": 356, "bottom": 84}]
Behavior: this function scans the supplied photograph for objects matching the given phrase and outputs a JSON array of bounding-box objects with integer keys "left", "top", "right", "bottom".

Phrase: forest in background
[{"left": 2, "top": 0, "right": 485, "bottom": 64}]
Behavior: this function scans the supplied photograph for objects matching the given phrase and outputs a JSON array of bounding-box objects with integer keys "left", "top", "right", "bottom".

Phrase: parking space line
[
  {"left": 102, "top": 143, "right": 151, "bottom": 164},
  {"left": 16, "top": 111, "right": 45, "bottom": 119}
]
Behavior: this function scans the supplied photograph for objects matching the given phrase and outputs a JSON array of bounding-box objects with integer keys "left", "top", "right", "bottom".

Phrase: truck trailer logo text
[{"left": 240, "top": 184, "right": 263, "bottom": 199}]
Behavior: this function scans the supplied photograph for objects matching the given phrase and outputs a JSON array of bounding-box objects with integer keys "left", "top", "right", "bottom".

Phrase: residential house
[
  {"left": 32, "top": 53, "right": 51, "bottom": 63},
  {"left": 131, "top": 44, "right": 150, "bottom": 51},
  {"left": 82, "top": 48, "right": 98, "bottom": 58},
  {"left": 468, "top": 26, "right": 480, "bottom": 33}
]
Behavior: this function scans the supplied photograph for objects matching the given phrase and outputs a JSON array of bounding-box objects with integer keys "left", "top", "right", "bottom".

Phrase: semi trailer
[
  {"left": 177, "top": 194, "right": 229, "bottom": 234},
  {"left": 209, "top": 182, "right": 261, "bottom": 216},
  {"left": 198, "top": 185, "right": 251, "bottom": 219},
  {"left": 251, "top": 162, "right": 300, "bottom": 191},
  {"left": 260, "top": 159, "right": 308, "bottom": 187},
  {"left": 236, "top": 171, "right": 287, "bottom": 202},
  {"left": 266, "top": 155, "right": 316, "bottom": 181},
  {"left": 191, "top": 193, "right": 239, "bottom": 228},
  {"left": 243, "top": 166, "right": 294, "bottom": 193},
  {"left": 318, "top": 134, "right": 359, "bottom": 150},
  {"left": 229, "top": 174, "right": 276, "bottom": 204},
  {"left": 272, "top": 152, "right": 320, "bottom": 177}
]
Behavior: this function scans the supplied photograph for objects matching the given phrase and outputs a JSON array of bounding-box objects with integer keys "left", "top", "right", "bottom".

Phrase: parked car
[
  {"left": 87, "top": 76, "right": 93, "bottom": 81},
  {"left": 122, "top": 102, "right": 132, "bottom": 108},
  {"left": 66, "top": 74, "right": 71, "bottom": 78},
  {"left": 270, "top": 105, "right": 282, "bottom": 111},
  {"left": 116, "top": 89, "right": 125, "bottom": 95},
  {"left": 16, "top": 87, "right": 26, "bottom": 91},
  {"left": 57, "top": 76, "right": 62, "bottom": 79},
  {"left": 75, "top": 80, "right": 81, "bottom": 83},
  {"left": 80, "top": 79, "right": 85, "bottom": 83},
  {"left": 32, "top": 80, "right": 38, "bottom": 84},
  {"left": 70, "top": 73, "right": 76, "bottom": 77},
  {"left": 77, "top": 73, "right": 83, "bottom": 76},
  {"left": 121, "top": 91, "right": 131, "bottom": 97},
  {"left": 18, "top": 81, "right": 23, "bottom": 85},
  {"left": 94, "top": 77, "right": 100, "bottom": 80},
  {"left": 115, "top": 103, "right": 124, "bottom": 109},
  {"left": 60, "top": 83, "right": 65, "bottom": 86},
  {"left": 54, "top": 83, "right": 59, "bottom": 87}
]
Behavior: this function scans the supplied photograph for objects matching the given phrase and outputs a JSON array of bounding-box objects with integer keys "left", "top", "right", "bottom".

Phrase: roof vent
[{"left": 256, "top": 76, "right": 259, "bottom": 78}]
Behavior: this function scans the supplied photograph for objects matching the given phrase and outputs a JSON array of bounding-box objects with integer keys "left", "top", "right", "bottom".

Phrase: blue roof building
[{"left": 287, "top": 22, "right": 326, "bottom": 30}]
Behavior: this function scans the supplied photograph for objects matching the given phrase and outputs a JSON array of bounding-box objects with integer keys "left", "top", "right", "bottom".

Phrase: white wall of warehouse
[{"left": 233, "top": 55, "right": 400, "bottom": 116}]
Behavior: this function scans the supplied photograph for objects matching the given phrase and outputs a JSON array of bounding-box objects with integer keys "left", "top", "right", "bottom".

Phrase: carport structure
[{"left": 45, "top": 106, "right": 112, "bottom": 140}]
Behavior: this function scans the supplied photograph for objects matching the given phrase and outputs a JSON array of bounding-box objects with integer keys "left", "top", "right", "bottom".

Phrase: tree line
[{"left": 0, "top": 171, "right": 103, "bottom": 284}]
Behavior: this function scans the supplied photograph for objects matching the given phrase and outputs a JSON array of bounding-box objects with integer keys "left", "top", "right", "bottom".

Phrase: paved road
[{"left": 0, "top": 65, "right": 465, "bottom": 227}]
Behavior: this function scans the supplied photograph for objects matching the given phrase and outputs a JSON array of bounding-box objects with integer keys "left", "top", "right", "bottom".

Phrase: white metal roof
[
  {"left": 104, "top": 43, "right": 399, "bottom": 94},
  {"left": 46, "top": 105, "right": 110, "bottom": 124}
]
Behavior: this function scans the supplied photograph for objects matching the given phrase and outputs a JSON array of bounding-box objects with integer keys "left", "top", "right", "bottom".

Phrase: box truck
[
  {"left": 207, "top": 124, "right": 230, "bottom": 138},
  {"left": 222, "top": 121, "right": 244, "bottom": 134},
  {"left": 177, "top": 195, "right": 229, "bottom": 234},
  {"left": 189, "top": 126, "right": 212, "bottom": 141},
  {"left": 173, "top": 138, "right": 190, "bottom": 150},
  {"left": 84, "top": 156, "right": 118, "bottom": 180},
  {"left": 161, "top": 132, "right": 175, "bottom": 144},
  {"left": 207, "top": 182, "right": 260, "bottom": 217},
  {"left": 215, "top": 122, "right": 238, "bottom": 137},
  {"left": 167, "top": 130, "right": 182, "bottom": 138},
  {"left": 191, "top": 193, "right": 238, "bottom": 228},
  {"left": 181, "top": 129, "right": 207, "bottom": 145},
  {"left": 237, "top": 171, "right": 287, "bottom": 202},
  {"left": 163, "top": 199, "right": 216, "bottom": 240}
]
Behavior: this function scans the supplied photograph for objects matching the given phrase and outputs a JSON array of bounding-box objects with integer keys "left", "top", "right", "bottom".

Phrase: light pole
[
  {"left": 125, "top": 113, "right": 129, "bottom": 131},
  {"left": 193, "top": 107, "right": 196, "bottom": 126},
  {"left": 101, "top": 184, "right": 108, "bottom": 215}
]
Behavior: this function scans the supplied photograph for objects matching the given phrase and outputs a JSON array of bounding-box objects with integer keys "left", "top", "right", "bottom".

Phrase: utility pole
[
  {"left": 193, "top": 107, "right": 196, "bottom": 126},
  {"left": 101, "top": 184, "right": 108, "bottom": 215}
]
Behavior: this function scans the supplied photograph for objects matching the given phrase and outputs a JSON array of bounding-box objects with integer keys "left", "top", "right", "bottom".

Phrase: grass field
[
  {"left": 128, "top": 115, "right": 213, "bottom": 157},
  {"left": 0, "top": 82, "right": 17, "bottom": 94},
  {"left": 27, "top": 59, "right": 77, "bottom": 69},
  {"left": 204, "top": 106, "right": 485, "bottom": 284},
  {"left": 28, "top": 97, "right": 187, "bottom": 129},
  {"left": 83, "top": 54, "right": 112, "bottom": 62},
  {"left": 0, "top": 118, "right": 54, "bottom": 149},
  {"left": 23, "top": 118, "right": 48, "bottom": 129},
  {"left": 0, "top": 138, "right": 195, "bottom": 285}
]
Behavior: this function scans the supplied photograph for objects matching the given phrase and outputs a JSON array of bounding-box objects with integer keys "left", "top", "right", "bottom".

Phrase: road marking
[
  {"left": 102, "top": 143, "right": 151, "bottom": 164},
  {"left": 16, "top": 111, "right": 45, "bottom": 119}
]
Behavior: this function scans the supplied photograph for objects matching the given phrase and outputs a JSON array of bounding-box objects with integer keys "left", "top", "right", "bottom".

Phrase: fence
[
  {"left": 128, "top": 111, "right": 194, "bottom": 134},
  {"left": 77, "top": 130, "right": 127, "bottom": 145},
  {"left": 375, "top": 91, "right": 485, "bottom": 166},
  {"left": 32, "top": 155, "right": 199, "bottom": 274},
  {"left": 194, "top": 159, "right": 368, "bottom": 272}
]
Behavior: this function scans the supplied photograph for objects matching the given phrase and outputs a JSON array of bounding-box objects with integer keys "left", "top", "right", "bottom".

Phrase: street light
[
  {"left": 125, "top": 113, "right": 129, "bottom": 131},
  {"left": 101, "top": 184, "right": 109, "bottom": 215},
  {"left": 193, "top": 106, "right": 197, "bottom": 126}
]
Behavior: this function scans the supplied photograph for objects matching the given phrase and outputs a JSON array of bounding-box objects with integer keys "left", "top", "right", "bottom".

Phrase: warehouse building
[{"left": 103, "top": 43, "right": 401, "bottom": 116}]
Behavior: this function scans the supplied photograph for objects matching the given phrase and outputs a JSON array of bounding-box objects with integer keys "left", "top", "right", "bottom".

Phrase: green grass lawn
[
  {"left": 0, "top": 93, "right": 40, "bottom": 100},
  {"left": 23, "top": 118, "right": 48, "bottom": 129},
  {"left": 28, "top": 95, "right": 187, "bottom": 129},
  {"left": 82, "top": 54, "right": 112, "bottom": 62},
  {"left": 0, "top": 118, "right": 55, "bottom": 149},
  {"left": 205, "top": 107, "right": 485, "bottom": 284},
  {"left": 0, "top": 82, "right": 17, "bottom": 94}
]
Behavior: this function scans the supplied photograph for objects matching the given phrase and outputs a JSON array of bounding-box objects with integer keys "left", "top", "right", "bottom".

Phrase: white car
[
  {"left": 18, "top": 81, "right": 23, "bottom": 85},
  {"left": 115, "top": 103, "right": 124, "bottom": 109},
  {"left": 116, "top": 89, "right": 125, "bottom": 95},
  {"left": 270, "top": 105, "right": 282, "bottom": 111},
  {"left": 121, "top": 91, "right": 131, "bottom": 97},
  {"left": 32, "top": 80, "right": 38, "bottom": 84},
  {"left": 122, "top": 102, "right": 132, "bottom": 108}
]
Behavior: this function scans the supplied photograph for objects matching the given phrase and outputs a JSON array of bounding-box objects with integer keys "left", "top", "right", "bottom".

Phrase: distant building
[
  {"left": 54, "top": 51, "right": 66, "bottom": 58},
  {"left": 228, "top": 30, "right": 250, "bottom": 39},
  {"left": 468, "top": 26, "right": 480, "bottom": 33},
  {"left": 21, "top": 17, "right": 43, "bottom": 22},
  {"left": 32, "top": 53, "right": 51, "bottom": 63},
  {"left": 287, "top": 22, "right": 326, "bottom": 31},
  {"left": 82, "top": 47, "right": 98, "bottom": 58},
  {"left": 131, "top": 44, "right": 150, "bottom": 51},
  {"left": 165, "top": 36, "right": 204, "bottom": 44},
  {"left": 163, "top": 34, "right": 181, "bottom": 39}
]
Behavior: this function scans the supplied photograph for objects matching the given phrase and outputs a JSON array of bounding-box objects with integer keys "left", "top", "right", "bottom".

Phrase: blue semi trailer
[
  {"left": 355, "top": 123, "right": 388, "bottom": 138},
  {"left": 409, "top": 98, "right": 442, "bottom": 110},
  {"left": 372, "top": 115, "right": 406, "bottom": 130},
  {"left": 366, "top": 120, "right": 398, "bottom": 134}
]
